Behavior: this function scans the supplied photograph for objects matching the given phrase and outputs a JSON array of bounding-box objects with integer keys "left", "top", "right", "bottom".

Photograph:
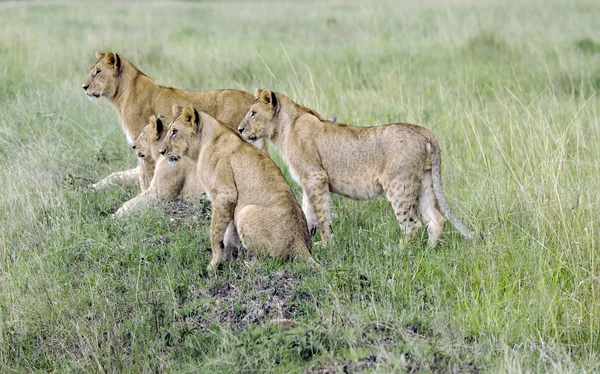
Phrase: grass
[{"left": 1, "top": 0, "right": 599, "bottom": 372}]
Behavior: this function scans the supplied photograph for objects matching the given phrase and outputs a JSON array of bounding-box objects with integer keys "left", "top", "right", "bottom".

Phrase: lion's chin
[
  {"left": 165, "top": 154, "right": 181, "bottom": 166},
  {"left": 86, "top": 92, "right": 101, "bottom": 101}
]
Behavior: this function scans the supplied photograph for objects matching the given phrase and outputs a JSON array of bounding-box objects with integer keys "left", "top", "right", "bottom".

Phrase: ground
[{"left": 0, "top": 0, "right": 599, "bottom": 372}]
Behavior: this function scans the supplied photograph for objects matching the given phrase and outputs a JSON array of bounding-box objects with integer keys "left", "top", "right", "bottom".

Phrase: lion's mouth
[
  {"left": 137, "top": 152, "right": 145, "bottom": 158},
  {"left": 246, "top": 134, "right": 257, "bottom": 141},
  {"left": 86, "top": 92, "right": 100, "bottom": 100}
]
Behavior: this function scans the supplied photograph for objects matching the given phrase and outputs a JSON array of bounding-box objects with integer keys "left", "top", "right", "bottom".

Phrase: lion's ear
[
  {"left": 155, "top": 117, "right": 163, "bottom": 138},
  {"left": 259, "top": 88, "right": 277, "bottom": 110},
  {"left": 104, "top": 52, "right": 120, "bottom": 71},
  {"left": 182, "top": 106, "right": 196, "bottom": 124},
  {"left": 254, "top": 88, "right": 262, "bottom": 98},
  {"left": 95, "top": 51, "right": 105, "bottom": 59},
  {"left": 148, "top": 115, "right": 162, "bottom": 140},
  {"left": 181, "top": 106, "right": 199, "bottom": 133},
  {"left": 172, "top": 104, "right": 183, "bottom": 117},
  {"left": 259, "top": 88, "right": 273, "bottom": 105}
]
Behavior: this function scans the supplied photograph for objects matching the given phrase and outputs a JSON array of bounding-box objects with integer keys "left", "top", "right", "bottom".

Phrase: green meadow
[{"left": 1, "top": 0, "right": 599, "bottom": 372}]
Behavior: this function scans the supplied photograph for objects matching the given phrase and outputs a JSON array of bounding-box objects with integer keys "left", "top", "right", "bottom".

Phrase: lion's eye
[
  {"left": 170, "top": 129, "right": 178, "bottom": 138},
  {"left": 250, "top": 111, "right": 256, "bottom": 118},
  {"left": 92, "top": 69, "right": 101, "bottom": 78}
]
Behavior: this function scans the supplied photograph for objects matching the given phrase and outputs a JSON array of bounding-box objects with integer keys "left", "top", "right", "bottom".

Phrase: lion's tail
[{"left": 428, "top": 135, "right": 473, "bottom": 240}]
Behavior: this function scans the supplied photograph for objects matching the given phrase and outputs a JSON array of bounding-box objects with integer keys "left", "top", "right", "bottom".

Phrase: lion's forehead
[
  {"left": 87, "top": 58, "right": 105, "bottom": 74},
  {"left": 87, "top": 63, "right": 98, "bottom": 75}
]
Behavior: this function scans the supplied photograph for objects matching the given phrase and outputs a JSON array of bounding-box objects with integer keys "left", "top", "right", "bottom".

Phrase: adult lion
[
  {"left": 159, "top": 105, "right": 314, "bottom": 270},
  {"left": 82, "top": 51, "right": 265, "bottom": 190},
  {"left": 237, "top": 89, "right": 473, "bottom": 246}
]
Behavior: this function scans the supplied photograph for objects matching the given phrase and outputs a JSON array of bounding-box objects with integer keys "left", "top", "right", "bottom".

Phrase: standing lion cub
[
  {"left": 159, "top": 105, "right": 314, "bottom": 270},
  {"left": 238, "top": 89, "right": 473, "bottom": 246}
]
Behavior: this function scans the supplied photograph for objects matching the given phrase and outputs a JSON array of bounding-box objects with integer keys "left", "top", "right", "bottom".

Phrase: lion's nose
[
  {"left": 82, "top": 84, "right": 89, "bottom": 90},
  {"left": 238, "top": 127, "right": 244, "bottom": 133},
  {"left": 132, "top": 144, "right": 136, "bottom": 150},
  {"left": 159, "top": 149, "right": 166, "bottom": 155}
]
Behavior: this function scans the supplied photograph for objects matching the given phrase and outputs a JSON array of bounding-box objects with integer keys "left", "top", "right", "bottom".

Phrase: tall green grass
[{"left": 0, "top": 0, "right": 599, "bottom": 372}]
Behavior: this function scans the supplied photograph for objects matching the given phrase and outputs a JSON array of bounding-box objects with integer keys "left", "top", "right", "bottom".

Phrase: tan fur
[
  {"left": 160, "top": 105, "right": 313, "bottom": 270},
  {"left": 113, "top": 115, "right": 206, "bottom": 218},
  {"left": 238, "top": 89, "right": 472, "bottom": 246},
  {"left": 83, "top": 51, "right": 267, "bottom": 191}
]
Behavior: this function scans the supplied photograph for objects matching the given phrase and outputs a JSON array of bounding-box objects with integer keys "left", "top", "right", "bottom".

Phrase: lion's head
[
  {"left": 82, "top": 51, "right": 122, "bottom": 100},
  {"left": 238, "top": 88, "right": 278, "bottom": 141},
  {"left": 159, "top": 105, "right": 199, "bottom": 166},
  {"left": 133, "top": 115, "right": 164, "bottom": 159}
]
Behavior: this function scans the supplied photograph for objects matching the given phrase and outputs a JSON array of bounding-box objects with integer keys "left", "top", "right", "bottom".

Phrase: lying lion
[
  {"left": 238, "top": 89, "right": 473, "bottom": 246},
  {"left": 113, "top": 115, "right": 205, "bottom": 218},
  {"left": 159, "top": 105, "right": 314, "bottom": 270},
  {"left": 82, "top": 51, "right": 266, "bottom": 191}
]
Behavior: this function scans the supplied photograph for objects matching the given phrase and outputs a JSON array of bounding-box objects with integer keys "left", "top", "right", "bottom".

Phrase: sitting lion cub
[
  {"left": 238, "top": 89, "right": 473, "bottom": 246},
  {"left": 113, "top": 115, "right": 205, "bottom": 217},
  {"left": 159, "top": 105, "right": 314, "bottom": 270}
]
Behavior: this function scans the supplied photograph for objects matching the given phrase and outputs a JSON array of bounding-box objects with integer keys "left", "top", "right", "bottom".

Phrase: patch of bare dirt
[
  {"left": 403, "top": 351, "right": 481, "bottom": 374},
  {"left": 213, "top": 271, "right": 299, "bottom": 329},
  {"left": 305, "top": 354, "right": 386, "bottom": 374},
  {"left": 306, "top": 351, "right": 480, "bottom": 374},
  {"left": 144, "top": 234, "right": 170, "bottom": 247},
  {"left": 161, "top": 199, "right": 210, "bottom": 228}
]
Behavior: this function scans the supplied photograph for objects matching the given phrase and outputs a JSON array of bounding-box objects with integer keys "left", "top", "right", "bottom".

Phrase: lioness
[
  {"left": 238, "top": 89, "right": 473, "bottom": 246},
  {"left": 159, "top": 105, "right": 313, "bottom": 270},
  {"left": 113, "top": 115, "right": 205, "bottom": 218},
  {"left": 82, "top": 51, "right": 266, "bottom": 190}
]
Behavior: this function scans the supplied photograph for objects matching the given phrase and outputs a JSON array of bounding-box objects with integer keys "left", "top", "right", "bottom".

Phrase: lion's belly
[{"left": 329, "top": 175, "right": 383, "bottom": 200}]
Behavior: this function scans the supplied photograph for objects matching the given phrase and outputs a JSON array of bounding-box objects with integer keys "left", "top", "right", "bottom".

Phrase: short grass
[{"left": 1, "top": 0, "right": 599, "bottom": 372}]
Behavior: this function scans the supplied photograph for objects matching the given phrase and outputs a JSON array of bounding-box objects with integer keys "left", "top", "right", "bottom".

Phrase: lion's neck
[
  {"left": 195, "top": 114, "right": 229, "bottom": 159},
  {"left": 187, "top": 123, "right": 212, "bottom": 161},
  {"left": 270, "top": 95, "right": 316, "bottom": 150},
  {"left": 187, "top": 136, "right": 202, "bottom": 161},
  {"left": 108, "top": 61, "right": 161, "bottom": 143},
  {"left": 150, "top": 136, "right": 165, "bottom": 162}
]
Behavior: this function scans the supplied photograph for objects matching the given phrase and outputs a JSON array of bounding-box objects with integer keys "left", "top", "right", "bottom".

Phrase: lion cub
[
  {"left": 238, "top": 89, "right": 472, "bottom": 246},
  {"left": 159, "top": 105, "right": 313, "bottom": 270},
  {"left": 113, "top": 115, "right": 205, "bottom": 217}
]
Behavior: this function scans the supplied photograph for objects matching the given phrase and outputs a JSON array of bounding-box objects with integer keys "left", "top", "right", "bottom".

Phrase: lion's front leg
[
  {"left": 138, "top": 160, "right": 156, "bottom": 192},
  {"left": 208, "top": 194, "right": 237, "bottom": 271},
  {"left": 113, "top": 183, "right": 160, "bottom": 218},
  {"left": 91, "top": 165, "right": 140, "bottom": 190},
  {"left": 223, "top": 222, "right": 240, "bottom": 260},
  {"left": 302, "top": 190, "right": 318, "bottom": 236},
  {"left": 301, "top": 172, "right": 332, "bottom": 244}
]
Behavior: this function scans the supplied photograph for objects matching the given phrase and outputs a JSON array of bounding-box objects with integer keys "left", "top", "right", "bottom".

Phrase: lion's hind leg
[
  {"left": 236, "top": 205, "right": 275, "bottom": 258},
  {"left": 236, "top": 205, "right": 311, "bottom": 260},
  {"left": 418, "top": 169, "right": 446, "bottom": 246},
  {"left": 383, "top": 175, "right": 423, "bottom": 242}
]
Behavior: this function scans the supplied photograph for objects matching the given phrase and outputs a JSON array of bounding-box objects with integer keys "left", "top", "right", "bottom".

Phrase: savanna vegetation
[{"left": 1, "top": 0, "right": 599, "bottom": 372}]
